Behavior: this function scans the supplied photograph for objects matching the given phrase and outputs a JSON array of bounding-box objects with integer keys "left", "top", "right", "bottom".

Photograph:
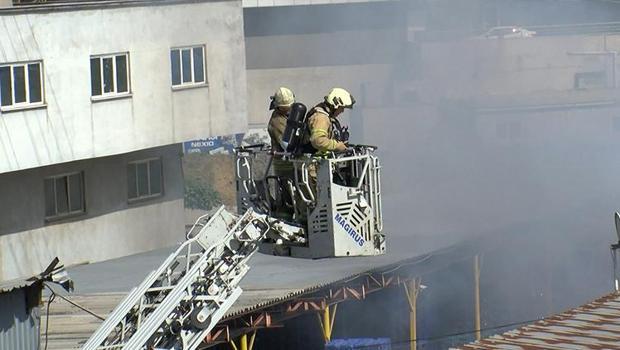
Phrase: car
[{"left": 483, "top": 26, "right": 536, "bottom": 39}]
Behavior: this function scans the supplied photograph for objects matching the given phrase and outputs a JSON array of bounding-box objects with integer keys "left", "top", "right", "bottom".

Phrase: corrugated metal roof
[
  {"left": 222, "top": 250, "right": 453, "bottom": 319},
  {"left": 0, "top": 275, "right": 38, "bottom": 293},
  {"left": 455, "top": 292, "right": 620, "bottom": 350},
  {"left": 0, "top": 288, "right": 40, "bottom": 350}
]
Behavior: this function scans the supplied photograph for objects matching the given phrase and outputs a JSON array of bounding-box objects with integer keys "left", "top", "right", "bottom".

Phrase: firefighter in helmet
[
  {"left": 300, "top": 87, "right": 355, "bottom": 199},
  {"left": 267, "top": 87, "right": 296, "bottom": 219},
  {"left": 268, "top": 87, "right": 295, "bottom": 155},
  {"left": 306, "top": 87, "right": 355, "bottom": 154}
]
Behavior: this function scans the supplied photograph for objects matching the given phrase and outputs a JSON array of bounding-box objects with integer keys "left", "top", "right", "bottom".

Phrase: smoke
[{"left": 243, "top": 0, "right": 620, "bottom": 348}]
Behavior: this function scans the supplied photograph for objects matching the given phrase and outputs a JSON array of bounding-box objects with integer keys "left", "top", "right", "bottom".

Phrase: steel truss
[{"left": 201, "top": 271, "right": 411, "bottom": 348}]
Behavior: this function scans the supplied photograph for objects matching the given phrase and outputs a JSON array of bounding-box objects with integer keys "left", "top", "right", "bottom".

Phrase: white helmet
[
  {"left": 325, "top": 88, "right": 355, "bottom": 109},
  {"left": 271, "top": 87, "right": 295, "bottom": 108}
]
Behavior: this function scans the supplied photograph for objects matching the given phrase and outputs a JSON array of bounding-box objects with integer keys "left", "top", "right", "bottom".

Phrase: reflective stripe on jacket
[{"left": 307, "top": 104, "right": 346, "bottom": 153}]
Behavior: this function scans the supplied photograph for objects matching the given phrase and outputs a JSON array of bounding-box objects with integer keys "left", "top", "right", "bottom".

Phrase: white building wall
[
  {"left": 0, "top": 199, "right": 184, "bottom": 280},
  {"left": 242, "top": 0, "right": 393, "bottom": 8},
  {"left": 0, "top": 144, "right": 185, "bottom": 281},
  {"left": 0, "top": 0, "right": 247, "bottom": 174}
]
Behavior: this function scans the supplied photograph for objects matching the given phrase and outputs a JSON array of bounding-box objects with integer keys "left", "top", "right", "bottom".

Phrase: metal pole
[
  {"left": 474, "top": 255, "right": 481, "bottom": 341},
  {"left": 404, "top": 278, "right": 421, "bottom": 350},
  {"left": 410, "top": 283, "right": 417, "bottom": 350},
  {"left": 240, "top": 334, "right": 248, "bottom": 350},
  {"left": 248, "top": 330, "right": 257, "bottom": 350},
  {"left": 317, "top": 304, "right": 338, "bottom": 344},
  {"left": 323, "top": 306, "right": 332, "bottom": 343},
  {"left": 613, "top": 247, "right": 619, "bottom": 291}
]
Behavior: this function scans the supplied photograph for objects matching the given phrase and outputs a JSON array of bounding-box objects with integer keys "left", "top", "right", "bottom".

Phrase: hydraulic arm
[{"left": 81, "top": 206, "right": 303, "bottom": 350}]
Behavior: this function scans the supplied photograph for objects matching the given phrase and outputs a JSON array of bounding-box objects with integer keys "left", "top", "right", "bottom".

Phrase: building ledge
[
  {"left": 473, "top": 88, "right": 620, "bottom": 114},
  {"left": 0, "top": 0, "right": 235, "bottom": 14}
]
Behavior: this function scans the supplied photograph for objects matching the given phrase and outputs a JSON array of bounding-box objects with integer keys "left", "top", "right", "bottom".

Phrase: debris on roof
[{"left": 0, "top": 257, "right": 73, "bottom": 294}]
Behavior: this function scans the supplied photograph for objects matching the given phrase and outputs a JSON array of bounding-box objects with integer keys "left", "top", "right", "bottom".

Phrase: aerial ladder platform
[
  {"left": 82, "top": 144, "right": 384, "bottom": 350},
  {"left": 81, "top": 206, "right": 303, "bottom": 350}
]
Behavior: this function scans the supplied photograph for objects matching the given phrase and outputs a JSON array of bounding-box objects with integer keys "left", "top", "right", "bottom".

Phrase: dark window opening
[
  {"left": 90, "top": 54, "right": 130, "bottom": 97},
  {"left": 13, "top": 65, "right": 26, "bottom": 104},
  {"left": 171, "top": 50, "right": 181, "bottom": 86},
  {"left": 102, "top": 57, "right": 114, "bottom": 93},
  {"left": 28, "top": 64, "right": 42, "bottom": 103},
  {"left": 128, "top": 158, "right": 164, "bottom": 201},
  {"left": 0, "top": 62, "right": 43, "bottom": 109},
  {"left": 171, "top": 46, "right": 207, "bottom": 87},
  {"left": 44, "top": 172, "right": 85, "bottom": 220},
  {"left": 0, "top": 66, "right": 12, "bottom": 107},
  {"left": 193, "top": 47, "right": 205, "bottom": 83},
  {"left": 116, "top": 55, "right": 128, "bottom": 93},
  {"left": 181, "top": 49, "right": 192, "bottom": 83},
  {"left": 574, "top": 71, "right": 607, "bottom": 90}
]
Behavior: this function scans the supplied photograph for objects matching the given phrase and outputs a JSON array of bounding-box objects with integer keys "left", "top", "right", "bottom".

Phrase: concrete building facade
[
  {"left": 243, "top": 1, "right": 404, "bottom": 127},
  {"left": 0, "top": 0, "right": 247, "bottom": 281},
  {"left": 241, "top": 0, "right": 620, "bottom": 240}
]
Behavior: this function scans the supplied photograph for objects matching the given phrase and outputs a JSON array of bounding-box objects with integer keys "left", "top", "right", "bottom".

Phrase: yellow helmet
[
  {"left": 271, "top": 87, "right": 295, "bottom": 108},
  {"left": 325, "top": 88, "right": 355, "bottom": 109}
]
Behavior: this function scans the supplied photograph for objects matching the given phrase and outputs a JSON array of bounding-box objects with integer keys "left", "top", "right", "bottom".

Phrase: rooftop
[
  {"left": 40, "top": 231, "right": 476, "bottom": 349},
  {"left": 455, "top": 292, "right": 620, "bottom": 350}
]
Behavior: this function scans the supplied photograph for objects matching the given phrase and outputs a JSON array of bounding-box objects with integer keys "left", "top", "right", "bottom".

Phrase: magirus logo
[{"left": 334, "top": 213, "right": 365, "bottom": 247}]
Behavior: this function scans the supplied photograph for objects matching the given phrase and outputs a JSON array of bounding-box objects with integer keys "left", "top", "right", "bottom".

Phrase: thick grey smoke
[{"left": 244, "top": 0, "right": 620, "bottom": 348}]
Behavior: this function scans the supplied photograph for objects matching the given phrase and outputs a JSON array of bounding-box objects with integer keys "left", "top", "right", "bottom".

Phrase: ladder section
[{"left": 82, "top": 207, "right": 269, "bottom": 350}]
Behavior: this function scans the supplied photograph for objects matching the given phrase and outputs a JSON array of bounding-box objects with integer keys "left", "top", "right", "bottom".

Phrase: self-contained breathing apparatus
[
  {"left": 280, "top": 102, "right": 349, "bottom": 154},
  {"left": 280, "top": 102, "right": 307, "bottom": 153}
]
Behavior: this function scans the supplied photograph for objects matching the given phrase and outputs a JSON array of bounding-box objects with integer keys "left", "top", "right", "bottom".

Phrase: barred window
[{"left": 0, "top": 61, "right": 44, "bottom": 110}]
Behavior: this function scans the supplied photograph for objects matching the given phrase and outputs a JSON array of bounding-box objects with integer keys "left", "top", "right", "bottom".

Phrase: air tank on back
[{"left": 281, "top": 102, "right": 307, "bottom": 153}]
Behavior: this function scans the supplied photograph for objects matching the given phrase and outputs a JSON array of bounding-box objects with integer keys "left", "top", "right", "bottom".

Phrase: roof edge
[{"left": 0, "top": 0, "right": 234, "bottom": 15}]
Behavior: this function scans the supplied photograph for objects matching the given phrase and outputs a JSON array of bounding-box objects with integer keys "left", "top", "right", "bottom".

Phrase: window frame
[
  {"left": 90, "top": 52, "right": 132, "bottom": 101},
  {"left": 44, "top": 171, "right": 86, "bottom": 222},
  {"left": 0, "top": 60, "right": 46, "bottom": 112},
  {"left": 574, "top": 71, "right": 608, "bottom": 90},
  {"left": 127, "top": 157, "right": 164, "bottom": 203},
  {"left": 170, "top": 45, "right": 207, "bottom": 90}
]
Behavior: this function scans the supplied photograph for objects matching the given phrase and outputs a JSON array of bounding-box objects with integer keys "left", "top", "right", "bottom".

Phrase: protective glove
[{"left": 341, "top": 126, "right": 350, "bottom": 142}]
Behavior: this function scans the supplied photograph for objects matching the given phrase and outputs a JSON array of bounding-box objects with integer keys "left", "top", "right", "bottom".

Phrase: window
[
  {"left": 574, "top": 71, "right": 607, "bottom": 90},
  {"left": 128, "top": 158, "right": 163, "bottom": 201},
  {"left": 90, "top": 53, "right": 130, "bottom": 98},
  {"left": 170, "top": 46, "right": 206, "bottom": 88},
  {"left": 44, "top": 172, "right": 85, "bottom": 220},
  {"left": 0, "top": 61, "right": 44, "bottom": 110}
]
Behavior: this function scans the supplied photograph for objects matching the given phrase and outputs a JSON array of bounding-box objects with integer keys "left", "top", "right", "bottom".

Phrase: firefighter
[
  {"left": 306, "top": 87, "right": 355, "bottom": 154},
  {"left": 300, "top": 87, "right": 355, "bottom": 199},
  {"left": 268, "top": 87, "right": 295, "bottom": 154},
  {"left": 267, "top": 87, "right": 296, "bottom": 219}
]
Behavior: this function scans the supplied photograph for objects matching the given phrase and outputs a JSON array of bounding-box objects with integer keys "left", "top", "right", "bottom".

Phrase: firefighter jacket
[
  {"left": 268, "top": 109, "right": 287, "bottom": 152},
  {"left": 268, "top": 109, "right": 293, "bottom": 173},
  {"left": 307, "top": 103, "right": 347, "bottom": 153}
]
